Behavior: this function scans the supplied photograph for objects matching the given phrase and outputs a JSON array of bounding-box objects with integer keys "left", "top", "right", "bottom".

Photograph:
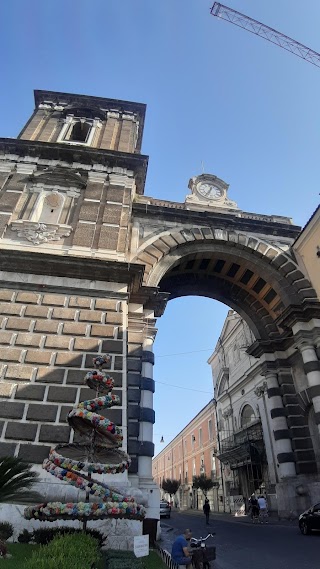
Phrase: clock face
[{"left": 197, "top": 183, "right": 223, "bottom": 200}]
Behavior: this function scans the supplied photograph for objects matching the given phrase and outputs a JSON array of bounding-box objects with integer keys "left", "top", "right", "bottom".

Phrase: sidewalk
[{"left": 179, "top": 508, "right": 297, "bottom": 527}]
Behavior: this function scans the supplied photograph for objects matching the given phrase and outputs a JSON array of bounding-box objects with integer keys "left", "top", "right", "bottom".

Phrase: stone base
[
  {"left": 0, "top": 503, "right": 142, "bottom": 549},
  {"left": 276, "top": 474, "right": 320, "bottom": 518}
]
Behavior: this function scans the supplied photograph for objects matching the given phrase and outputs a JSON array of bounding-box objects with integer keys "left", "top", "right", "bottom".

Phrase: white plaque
[{"left": 134, "top": 534, "right": 149, "bottom": 558}]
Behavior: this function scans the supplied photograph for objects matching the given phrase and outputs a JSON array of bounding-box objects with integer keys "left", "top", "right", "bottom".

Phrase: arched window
[
  {"left": 57, "top": 115, "right": 100, "bottom": 146},
  {"left": 240, "top": 404, "right": 255, "bottom": 428},
  {"left": 68, "top": 120, "right": 91, "bottom": 142}
]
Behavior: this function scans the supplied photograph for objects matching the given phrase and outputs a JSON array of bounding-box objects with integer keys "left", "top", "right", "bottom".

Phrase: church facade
[{"left": 0, "top": 90, "right": 319, "bottom": 526}]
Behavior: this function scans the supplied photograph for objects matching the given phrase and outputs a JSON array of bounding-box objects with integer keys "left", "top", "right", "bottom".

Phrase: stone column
[
  {"left": 254, "top": 382, "right": 278, "bottom": 485},
  {"left": 138, "top": 326, "right": 160, "bottom": 523},
  {"left": 262, "top": 369, "right": 296, "bottom": 478},
  {"left": 299, "top": 343, "right": 320, "bottom": 435},
  {"left": 138, "top": 331, "right": 156, "bottom": 480}
]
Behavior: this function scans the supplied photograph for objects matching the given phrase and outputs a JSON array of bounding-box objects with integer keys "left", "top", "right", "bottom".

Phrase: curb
[{"left": 176, "top": 510, "right": 297, "bottom": 528}]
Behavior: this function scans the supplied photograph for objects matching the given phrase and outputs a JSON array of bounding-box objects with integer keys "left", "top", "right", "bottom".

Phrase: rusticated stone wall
[{"left": 0, "top": 288, "right": 125, "bottom": 465}]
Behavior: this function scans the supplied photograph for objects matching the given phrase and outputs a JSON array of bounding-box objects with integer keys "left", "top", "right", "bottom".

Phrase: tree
[
  {"left": 0, "top": 456, "right": 41, "bottom": 504},
  {"left": 161, "top": 478, "right": 180, "bottom": 502},
  {"left": 192, "top": 474, "right": 214, "bottom": 497}
]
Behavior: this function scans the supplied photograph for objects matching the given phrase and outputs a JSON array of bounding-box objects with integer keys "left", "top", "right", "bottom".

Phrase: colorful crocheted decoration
[{"left": 24, "top": 355, "right": 146, "bottom": 522}]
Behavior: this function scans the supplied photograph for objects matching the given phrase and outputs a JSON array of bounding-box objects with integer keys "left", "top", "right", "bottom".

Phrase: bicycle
[{"left": 190, "top": 533, "right": 216, "bottom": 569}]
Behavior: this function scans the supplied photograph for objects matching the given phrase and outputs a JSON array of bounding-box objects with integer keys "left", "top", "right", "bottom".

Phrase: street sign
[{"left": 134, "top": 534, "right": 149, "bottom": 558}]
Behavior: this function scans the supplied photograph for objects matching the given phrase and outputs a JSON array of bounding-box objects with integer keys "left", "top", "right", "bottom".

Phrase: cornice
[
  {"left": 0, "top": 249, "right": 144, "bottom": 293},
  {"left": 247, "top": 335, "right": 294, "bottom": 358},
  {"left": 129, "top": 286, "right": 170, "bottom": 317},
  {"left": 34, "top": 90, "right": 146, "bottom": 117},
  {"left": 0, "top": 138, "right": 148, "bottom": 195},
  {"left": 275, "top": 302, "right": 320, "bottom": 330},
  {"left": 132, "top": 202, "right": 301, "bottom": 238}
]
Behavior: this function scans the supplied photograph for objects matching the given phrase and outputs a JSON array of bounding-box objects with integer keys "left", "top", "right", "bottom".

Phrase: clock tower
[{"left": 185, "top": 173, "right": 238, "bottom": 211}]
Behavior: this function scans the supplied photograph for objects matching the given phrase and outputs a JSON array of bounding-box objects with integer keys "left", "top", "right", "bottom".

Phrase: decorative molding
[
  {"left": 0, "top": 162, "right": 15, "bottom": 173},
  {"left": 254, "top": 381, "right": 268, "bottom": 397},
  {"left": 186, "top": 173, "right": 238, "bottom": 210},
  {"left": 10, "top": 221, "right": 72, "bottom": 245},
  {"left": 28, "top": 183, "right": 80, "bottom": 199},
  {"left": 16, "top": 163, "right": 37, "bottom": 175},
  {"left": 30, "top": 166, "right": 86, "bottom": 189},
  {"left": 87, "top": 171, "right": 107, "bottom": 184},
  {"left": 222, "top": 406, "right": 233, "bottom": 419}
]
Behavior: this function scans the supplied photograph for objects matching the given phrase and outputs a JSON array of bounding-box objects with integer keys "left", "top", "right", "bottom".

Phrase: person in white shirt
[{"left": 258, "top": 495, "right": 268, "bottom": 523}]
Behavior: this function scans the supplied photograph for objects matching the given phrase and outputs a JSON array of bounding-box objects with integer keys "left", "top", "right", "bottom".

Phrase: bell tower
[
  {"left": 1, "top": 90, "right": 147, "bottom": 254},
  {"left": 0, "top": 90, "right": 161, "bottom": 541}
]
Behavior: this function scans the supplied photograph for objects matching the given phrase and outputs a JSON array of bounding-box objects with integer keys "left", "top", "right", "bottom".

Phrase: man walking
[
  {"left": 171, "top": 528, "right": 193, "bottom": 567},
  {"left": 203, "top": 498, "right": 210, "bottom": 525},
  {"left": 249, "top": 494, "right": 260, "bottom": 523},
  {"left": 258, "top": 495, "right": 268, "bottom": 524}
]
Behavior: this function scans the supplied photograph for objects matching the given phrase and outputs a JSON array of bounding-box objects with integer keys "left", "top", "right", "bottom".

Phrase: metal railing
[{"left": 156, "top": 546, "right": 180, "bottom": 569}]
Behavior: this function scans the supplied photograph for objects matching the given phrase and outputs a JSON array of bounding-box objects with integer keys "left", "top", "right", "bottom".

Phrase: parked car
[
  {"left": 160, "top": 500, "right": 171, "bottom": 519},
  {"left": 299, "top": 502, "right": 320, "bottom": 534}
]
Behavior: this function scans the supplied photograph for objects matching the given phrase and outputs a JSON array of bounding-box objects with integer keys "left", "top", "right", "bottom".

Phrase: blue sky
[{"left": 0, "top": 1, "right": 319, "bottom": 457}]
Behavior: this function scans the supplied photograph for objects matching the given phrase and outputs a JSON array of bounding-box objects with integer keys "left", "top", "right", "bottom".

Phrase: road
[{"left": 159, "top": 511, "right": 319, "bottom": 569}]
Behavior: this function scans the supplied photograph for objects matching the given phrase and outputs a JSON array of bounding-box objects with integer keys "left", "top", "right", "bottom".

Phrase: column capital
[
  {"left": 260, "top": 362, "right": 278, "bottom": 378},
  {"left": 254, "top": 381, "right": 268, "bottom": 397},
  {"left": 298, "top": 342, "right": 316, "bottom": 354},
  {"left": 143, "top": 330, "right": 157, "bottom": 345}
]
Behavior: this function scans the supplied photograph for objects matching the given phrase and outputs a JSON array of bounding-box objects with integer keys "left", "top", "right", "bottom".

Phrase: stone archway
[
  {"left": 129, "top": 202, "right": 320, "bottom": 517},
  {"left": 133, "top": 228, "right": 316, "bottom": 339}
]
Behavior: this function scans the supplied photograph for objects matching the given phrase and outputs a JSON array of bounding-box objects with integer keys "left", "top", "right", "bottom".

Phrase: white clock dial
[{"left": 197, "top": 183, "right": 223, "bottom": 200}]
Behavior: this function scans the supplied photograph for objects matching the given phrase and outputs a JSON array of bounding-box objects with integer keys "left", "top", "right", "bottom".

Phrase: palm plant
[{"left": 0, "top": 456, "right": 41, "bottom": 504}]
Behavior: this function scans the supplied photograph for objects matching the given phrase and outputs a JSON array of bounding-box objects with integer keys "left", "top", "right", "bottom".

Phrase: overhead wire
[
  {"left": 156, "top": 348, "right": 213, "bottom": 358},
  {"left": 154, "top": 379, "right": 213, "bottom": 394}
]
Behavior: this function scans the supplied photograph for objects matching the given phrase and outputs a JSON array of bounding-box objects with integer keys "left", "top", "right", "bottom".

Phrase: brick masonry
[{"left": 0, "top": 289, "right": 126, "bottom": 463}]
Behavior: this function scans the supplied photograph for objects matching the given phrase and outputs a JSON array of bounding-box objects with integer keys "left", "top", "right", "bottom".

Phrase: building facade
[
  {"left": 0, "top": 89, "right": 319, "bottom": 533},
  {"left": 209, "top": 309, "right": 320, "bottom": 517},
  {"left": 152, "top": 400, "right": 221, "bottom": 512},
  {"left": 293, "top": 206, "right": 320, "bottom": 300}
]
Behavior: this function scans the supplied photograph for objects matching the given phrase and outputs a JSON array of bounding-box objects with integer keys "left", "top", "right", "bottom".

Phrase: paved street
[{"left": 159, "top": 511, "right": 319, "bottom": 569}]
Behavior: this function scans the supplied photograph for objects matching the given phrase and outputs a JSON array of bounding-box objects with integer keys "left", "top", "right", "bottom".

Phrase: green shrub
[
  {"left": 0, "top": 521, "right": 13, "bottom": 540},
  {"left": 18, "top": 529, "right": 33, "bottom": 543},
  {"left": 25, "top": 533, "right": 101, "bottom": 569},
  {"left": 32, "top": 527, "right": 55, "bottom": 545},
  {"left": 32, "top": 526, "right": 105, "bottom": 546}
]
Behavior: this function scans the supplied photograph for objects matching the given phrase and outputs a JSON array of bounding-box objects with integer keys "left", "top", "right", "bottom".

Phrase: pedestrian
[
  {"left": 249, "top": 493, "right": 259, "bottom": 523},
  {"left": 203, "top": 498, "right": 210, "bottom": 525},
  {"left": 258, "top": 495, "right": 268, "bottom": 524},
  {"left": 171, "top": 528, "right": 193, "bottom": 567}
]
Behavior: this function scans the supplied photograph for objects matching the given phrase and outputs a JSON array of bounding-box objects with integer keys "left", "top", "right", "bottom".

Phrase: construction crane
[{"left": 211, "top": 3, "right": 320, "bottom": 68}]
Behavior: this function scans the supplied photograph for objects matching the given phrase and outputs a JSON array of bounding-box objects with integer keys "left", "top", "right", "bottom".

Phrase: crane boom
[{"left": 211, "top": 2, "right": 320, "bottom": 68}]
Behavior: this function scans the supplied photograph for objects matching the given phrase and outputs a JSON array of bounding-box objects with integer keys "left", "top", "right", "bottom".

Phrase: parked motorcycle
[{"left": 190, "top": 533, "right": 216, "bottom": 569}]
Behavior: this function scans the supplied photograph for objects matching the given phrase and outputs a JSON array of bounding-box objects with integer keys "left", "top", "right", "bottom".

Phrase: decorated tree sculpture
[{"left": 25, "top": 355, "right": 146, "bottom": 524}]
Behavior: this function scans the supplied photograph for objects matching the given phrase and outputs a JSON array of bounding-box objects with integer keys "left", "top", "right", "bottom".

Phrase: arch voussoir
[{"left": 134, "top": 225, "right": 316, "bottom": 313}]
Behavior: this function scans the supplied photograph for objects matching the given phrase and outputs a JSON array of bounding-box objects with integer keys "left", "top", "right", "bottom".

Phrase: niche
[{"left": 31, "top": 191, "right": 65, "bottom": 225}]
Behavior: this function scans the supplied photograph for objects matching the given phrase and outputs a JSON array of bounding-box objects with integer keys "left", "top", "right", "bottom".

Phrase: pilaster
[{"left": 260, "top": 364, "right": 296, "bottom": 478}]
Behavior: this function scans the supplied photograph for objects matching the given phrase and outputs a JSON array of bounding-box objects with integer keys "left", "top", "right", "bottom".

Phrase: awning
[
  {"left": 217, "top": 442, "right": 264, "bottom": 468},
  {"left": 217, "top": 444, "right": 251, "bottom": 465}
]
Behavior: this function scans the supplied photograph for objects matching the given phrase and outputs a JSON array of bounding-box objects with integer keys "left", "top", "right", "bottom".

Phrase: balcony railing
[
  {"left": 217, "top": 421, "right": 265, "bottom": 467},
  {"left": 219, "top": 420, "right": 263, "bottom": 453}
]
